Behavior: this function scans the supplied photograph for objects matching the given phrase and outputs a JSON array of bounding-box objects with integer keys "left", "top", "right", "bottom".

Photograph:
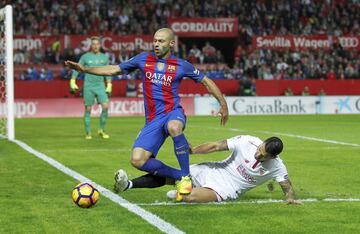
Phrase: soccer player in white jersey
[{"left": 114, "top": 135, "right": 302, "bottom": 204}]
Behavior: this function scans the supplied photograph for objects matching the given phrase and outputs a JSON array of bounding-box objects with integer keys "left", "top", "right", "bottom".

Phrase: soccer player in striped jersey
[{"left": 65, "top": 28, "right": 229, "bottom": 195}]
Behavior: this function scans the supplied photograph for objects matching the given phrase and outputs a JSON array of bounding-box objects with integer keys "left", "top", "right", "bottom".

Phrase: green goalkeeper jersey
[{"left": 72, "top": 52, "right": 112, "bottom": 88}]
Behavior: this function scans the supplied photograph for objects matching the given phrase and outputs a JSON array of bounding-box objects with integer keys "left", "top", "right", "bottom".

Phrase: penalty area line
[
  {"left": 10, "top": 138, "right": 184, "bottom": 234},
  {"left": 136, "top": 198, "right": 360, "bottom": 206},
  {"left": 225, "top": 128, "right": 360, "bottom": 147}
]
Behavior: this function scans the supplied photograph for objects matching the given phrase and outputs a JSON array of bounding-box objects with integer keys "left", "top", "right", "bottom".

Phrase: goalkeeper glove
[
  {"left": 106, "top": 83, "right": 112, "bottom": 96},
  {"left": 70, "top": 79, "right": 79, "bottom": 93}
]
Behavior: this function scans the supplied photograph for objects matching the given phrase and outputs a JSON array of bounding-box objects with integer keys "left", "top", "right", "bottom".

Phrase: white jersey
[{"left": 190, "top": 135, "right": 288, "bottom": 201}]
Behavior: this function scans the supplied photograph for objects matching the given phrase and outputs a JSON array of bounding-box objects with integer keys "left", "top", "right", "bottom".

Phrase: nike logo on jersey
[
  {"left": 193, "top": 68, "right": 200, "bottom": 75},
  {"left": 145, "top": 64, "right": 153, "bottom": 67}
]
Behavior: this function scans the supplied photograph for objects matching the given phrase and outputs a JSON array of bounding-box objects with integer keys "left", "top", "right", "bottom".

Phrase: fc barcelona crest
[
  {"left": 157, "top": 62, "right": 165, "bottom": 71},
  {"left": 168, "top": 65, "right": 176, "bottom": 72}
]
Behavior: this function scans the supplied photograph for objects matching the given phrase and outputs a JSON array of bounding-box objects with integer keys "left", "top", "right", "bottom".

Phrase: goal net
[{"left": 0, "top": 5, "right": 14, "bottom": 140}]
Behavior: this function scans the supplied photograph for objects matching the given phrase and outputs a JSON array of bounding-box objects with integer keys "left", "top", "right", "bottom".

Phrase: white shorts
[{"left": 190, "top": 164, "right": 238, "bottom": 201}]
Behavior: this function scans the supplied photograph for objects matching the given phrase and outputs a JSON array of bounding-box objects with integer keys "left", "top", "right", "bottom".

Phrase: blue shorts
[{"left": 133, "top": 108, "right": 187, "bottom": 156}]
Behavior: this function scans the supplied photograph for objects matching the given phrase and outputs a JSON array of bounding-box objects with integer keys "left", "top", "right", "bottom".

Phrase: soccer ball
[{"left": 72, "top": 182, "right": 100, "bottom": 208}]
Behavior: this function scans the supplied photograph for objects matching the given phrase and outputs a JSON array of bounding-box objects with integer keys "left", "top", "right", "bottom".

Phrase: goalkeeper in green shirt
[{"left": 70, "top": 36, "right": 112, "bottom": 139}]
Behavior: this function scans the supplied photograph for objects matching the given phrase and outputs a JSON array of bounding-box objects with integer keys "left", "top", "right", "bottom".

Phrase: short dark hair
[
  {"left": 90, "top": 36, "right": 100, "bottom": 42},
  {"left": 263, "top": 137, "right": 283, "bottom": 157}
]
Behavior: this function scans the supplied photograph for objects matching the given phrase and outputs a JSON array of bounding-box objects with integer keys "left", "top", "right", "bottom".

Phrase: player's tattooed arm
[
  {"left": 201, "top": 77, "right": 229, "bottom": 125},
  {"left": 190, "top": 140, "right": 229, "bottom": 154},
  {"left": 65, "top": 60, "right": 122, "bottom": 76},
  {"left": 279, "top": 179, "right": 303, "bottom": 205}
]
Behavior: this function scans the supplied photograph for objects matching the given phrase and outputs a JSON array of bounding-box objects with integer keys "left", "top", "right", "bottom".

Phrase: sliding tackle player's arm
[
  {"left": 278, "top": 179, "right": 303, "bottom": 205},
  {"left": 65, "top": 60, "right": 122, "bottom": 76},
  {"left": 190, "top": 140, "right": 229, "bottom": 154}
]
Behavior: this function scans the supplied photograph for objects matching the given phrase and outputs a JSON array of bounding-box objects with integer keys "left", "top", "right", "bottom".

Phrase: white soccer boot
[{"left": 114, "top": 169, "right": 129, "bottom": 193}]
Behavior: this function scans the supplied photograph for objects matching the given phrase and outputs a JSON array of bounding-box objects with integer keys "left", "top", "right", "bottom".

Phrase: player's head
[
  {"left": 153, "top": 28, "right": 175, "bottom": 58},
  {"left": 255, "top": 137, "right": 283, "bottom": 161},
  {"left": 90, "top": 36, "right": 101, "bottom": 54}
]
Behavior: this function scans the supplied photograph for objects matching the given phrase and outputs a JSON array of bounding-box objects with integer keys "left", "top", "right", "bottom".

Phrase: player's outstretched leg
[
  {"left": 167, "top": 188, "right": 218, "bottom": 203},
  {"left": 114, "top": 169, "right": 167, "bottom": 193},
  {"left": 98, "top": 102, "right": 109, "bottom": 139},
  {"left": 131, "top": 148, "right": 184, "bottom": 180},
  {"left": 167, "top": 120, "right": 192, "bottom": 195},
  {"left": 84, "top": 106, "right": 92, "bottom": 139}
]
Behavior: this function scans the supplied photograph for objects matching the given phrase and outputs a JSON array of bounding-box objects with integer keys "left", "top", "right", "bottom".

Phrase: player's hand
[
  {"left": 188, "top": 144, "right": 193, "bottom": 154},
  {"left": 217, "top": 104, "right": 229, "bottom": 125},
  {"left": 106, "top": 83, "right": 112, "bottom": 96},
  {"left": 287, "top": 199, "right": 303, "bottom": 205},
  {"left": 70, "top": 79, "right": 79, "bottom": 93},
  {"left": 65, "top": 60, "right": 85, "bottom": 73}
]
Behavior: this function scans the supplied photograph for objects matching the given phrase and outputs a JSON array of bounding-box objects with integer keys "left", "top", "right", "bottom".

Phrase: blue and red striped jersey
[{"left": 119, "top": 52, "right": 205, "bottom": 123}]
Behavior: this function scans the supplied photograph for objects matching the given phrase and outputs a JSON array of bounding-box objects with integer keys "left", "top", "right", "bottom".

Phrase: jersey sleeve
[
  {"left": 272, "top": 163, "right": 289, "bottom": 183},
  {"left": 119, "top": 52, "right": 144, "bottom": 75},
  {"left": 226, "top": 135, "right": 243, "bottom": 151},
  {"left": 182, "top": 61, "right": 205, "bottom": 82},
  {"left": 71, "top": 55, "right": 86, "bottom": 79}
]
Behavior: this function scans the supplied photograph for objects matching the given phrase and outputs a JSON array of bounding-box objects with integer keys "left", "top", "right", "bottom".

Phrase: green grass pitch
[{"left": 1, "top": 115, "right": 360, "bottom": 233}]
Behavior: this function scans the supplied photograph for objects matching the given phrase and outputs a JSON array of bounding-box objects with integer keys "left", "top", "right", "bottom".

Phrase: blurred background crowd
[{"left": 3, "top": 0, "right": 360, "bottom": 83}]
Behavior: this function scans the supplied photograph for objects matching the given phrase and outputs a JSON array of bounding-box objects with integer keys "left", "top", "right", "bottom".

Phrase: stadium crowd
[
  {"left": 11, "top": 0, "right": 359, "bottom": 36},
  {"left": 6, "top": 0, "right": 360, "bottom": 81}
]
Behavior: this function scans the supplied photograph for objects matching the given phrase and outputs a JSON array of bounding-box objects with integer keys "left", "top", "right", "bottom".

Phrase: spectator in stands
[
  {"left": 19, "top": 70, "right": 29, "bottom": 81},
  {"left": 234, "top": 45, "right": 242, "bottom": 61},
  {"left": 327, "top": 67, "right": 337, "bottom": 80},
  {"left": 301, "top": 86, "right": 310, "bottom": 96},
  {"left": 240, "top": 77, "right": 255, "bottom": 96},
  {"left": 215, "top": 50, "right": 225, "bottom": 64},
  {"left": 60, "top": 66, "right": 72, "bottom": 80},
  {"left": 44, "top": 47, "right": 56, "bottom": 64},
  {"left": 284, "top": 87, "right": 294, "bottom": 96},
  {"left": 178, "top": 44, "right": 187, "bottom": 60},
  {"left": 202, "top": 41, "right": 216, "bottom": 63},
  {"left": 33, "top": 48, "right": 44, "bottom": 64},
  {"left": 39, "top": 67, "right": 54, "bottom": 81},
  {"left": 27, "top": 66, "right": 39, "bottom": 80},
  {"left": 126, "top": 78, "right": 137, "bottom": 97},
  {"left": 118, "top": 49, "right": 130, "bottom": 63},
  {"left": 106, "top": 50, "right": 116, "bottom": 65},
  {"left": 189, "top": 44, "right": 203, "bottom": 64},
  {"left": 345, "top": 63, "right": 356, "bottom": 79},
  {"left": 262, "top": 66, "right": 274, "bottom": 80},
  {"left": 318, "top": 88, "right": 326, "bottom": 96},
  {"left": 14, "top": 49, "right": 25, "bottom": 64}
]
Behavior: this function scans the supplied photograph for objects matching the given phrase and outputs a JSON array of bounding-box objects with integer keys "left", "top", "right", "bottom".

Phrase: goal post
[{"left": 0, "top": 5, "right": 14, "bottom": 140}]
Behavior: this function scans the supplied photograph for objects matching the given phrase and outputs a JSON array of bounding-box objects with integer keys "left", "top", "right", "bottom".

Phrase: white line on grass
[
  {"left": 226, "top": 128, "right": 360, "bottom": 147},
  {"left": 136, "top": 198, "right": 360, "bottom": 206},
  {"left": 10, "top": 138, "right": 184, "bottom": 234}
]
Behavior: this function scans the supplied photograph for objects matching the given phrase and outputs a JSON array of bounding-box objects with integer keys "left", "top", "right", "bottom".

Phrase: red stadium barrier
[
  {"left": 256, "top": 80, "right": 360, "bottom": 96},
  {"left": 12, "top": 97, "right": 195, "bottom": 118},
  {"left": 14, "top": 80, "right": 360, "bottom": 98},
  {"left": 14, "top": 80, "right": 240, "bottom": 98}
]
